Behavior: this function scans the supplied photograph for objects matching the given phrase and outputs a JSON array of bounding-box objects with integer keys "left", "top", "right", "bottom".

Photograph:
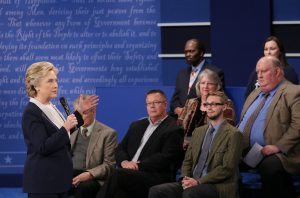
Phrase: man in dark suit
[
  {"left": 170, "top": 38, "right": 224, "bottom": 117},
  {"left": 149, "top": 91, "right": 243, "bottom": 198},
  {"left": 69, "top": 95, "right": 118, "bottom": 198},
  {"left": 96, "top": 89, "right": 184, "bottom": 198},
  {"left": 239, "top": 56, "right": 300, "bottom": 198}
]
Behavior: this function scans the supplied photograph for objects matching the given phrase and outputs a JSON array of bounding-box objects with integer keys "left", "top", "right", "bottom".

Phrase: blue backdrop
[
  {"left": 0, "top": 0, "right": 161, "bottom": 174},
  {"left": 0, "top": 0, "right": 300, "bottom": 179}
]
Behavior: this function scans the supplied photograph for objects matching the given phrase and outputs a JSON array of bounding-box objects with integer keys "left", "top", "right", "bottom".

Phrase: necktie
[
  {"left": 82, "top": 128, "right": 88, "bottom": 137},
  {"left": 242, "top": 93, "right": 269, "bottom": 149},
  {"left": 193, "top": 126, "right": 215, "bottom": 178},
  {"left": 188, "top": 69, "right": 197, "bottom": 94}
]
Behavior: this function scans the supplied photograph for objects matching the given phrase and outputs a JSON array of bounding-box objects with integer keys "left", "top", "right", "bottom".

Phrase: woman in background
[
  {"left": 22, "top": 61, "right": 98, "bottom": 198},
  {"left": 245, "top": 36, "right": 299, "bottom": 97},
  {"left": 177, "top": 69, "right": 235, "bottom": 149}
]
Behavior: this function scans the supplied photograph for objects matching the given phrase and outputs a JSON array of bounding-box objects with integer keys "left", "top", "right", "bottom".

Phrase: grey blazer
[{"left": 70, "top": 121, "right": 118, "bottom": 185}]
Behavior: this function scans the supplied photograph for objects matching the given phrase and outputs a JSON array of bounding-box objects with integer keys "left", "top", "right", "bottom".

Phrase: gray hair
[{"left": 195, "top": 69, "right": 222, "bottom": 97}]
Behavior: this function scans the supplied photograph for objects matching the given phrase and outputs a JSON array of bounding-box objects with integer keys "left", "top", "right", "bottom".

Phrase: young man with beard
[{"left": 149, "top": 91, "right": 243, "bottom": 198}]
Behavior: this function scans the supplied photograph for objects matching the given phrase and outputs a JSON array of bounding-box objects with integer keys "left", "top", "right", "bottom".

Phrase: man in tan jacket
[
  {"left": 149, "top": 91, "right": 243, "bottom": 198},
  {"left": 239, "top": 56, "right": 300, "bottom": 198},
  {"left": 69, "top": 95, "right": 117, "bottom": 198}
]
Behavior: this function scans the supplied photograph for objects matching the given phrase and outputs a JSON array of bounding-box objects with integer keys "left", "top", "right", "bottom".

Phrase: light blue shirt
[
  {"left": 238, "top": 83, "right": 282, "bottom": 146},
  {"left": 192, "top": 59, "right": 205, "bottom": 77}
]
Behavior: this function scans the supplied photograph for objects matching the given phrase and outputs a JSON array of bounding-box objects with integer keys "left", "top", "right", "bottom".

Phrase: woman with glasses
[{"left": 177, "top": 69, "right": 235, "bottom": 149}]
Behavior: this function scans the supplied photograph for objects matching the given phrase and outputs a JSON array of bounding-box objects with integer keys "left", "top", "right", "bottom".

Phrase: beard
[{"left": 207, "top": 110, "right": 223, "bottom": 121}]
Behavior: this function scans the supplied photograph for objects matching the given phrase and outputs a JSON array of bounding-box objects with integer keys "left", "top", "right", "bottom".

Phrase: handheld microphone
[{"left": 59, "top": 97, "right": 71, "bottom": 116}]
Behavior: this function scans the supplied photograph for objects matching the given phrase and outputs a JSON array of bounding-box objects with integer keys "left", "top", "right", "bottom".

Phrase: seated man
[
  {"left": 69, "top": 95, "right": 118, "bottom": 198},
  {"left": 238, "top": 56, "right": 300, "bottom": 198},
  {"left": 96, "top": 89, "right": 184, "bottom": 198},
  {"left": 149, "top": 91, "right": 243, "bottom": 198}
]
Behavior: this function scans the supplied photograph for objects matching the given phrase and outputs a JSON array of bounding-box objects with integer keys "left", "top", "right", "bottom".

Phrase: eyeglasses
[
  {"left": 203, "top": 102, "right": 224, "bottom": 108},
  {"left": 146, "top": 101, "right": 166, "bottom": 106}
]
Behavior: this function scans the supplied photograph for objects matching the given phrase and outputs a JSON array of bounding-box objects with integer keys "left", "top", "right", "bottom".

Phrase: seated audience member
[
  {"left": 69, "top": 95, "right": 118, "bottom": 198},
  {"left": 239, "top": 56, "right": 300, "bottom": 198},
  {"left": 170, "top": 38, "right": 224, "bottom": 118},
  {"left": 245, "top": 36, "right": 299, "bottom": 97},
  {"left": 96, "top": 89, "right": 184, "bottom": 198},
  {"left": 149, "top": 91, "right": 243, "bottom": 198},
  {"left": 177, "top": 69, "right": 236, "bottom": 150}
]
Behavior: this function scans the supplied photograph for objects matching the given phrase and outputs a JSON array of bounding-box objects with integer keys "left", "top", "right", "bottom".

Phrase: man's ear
[{"left": 222, "top": 103, "right": 227, "bottom": 111}]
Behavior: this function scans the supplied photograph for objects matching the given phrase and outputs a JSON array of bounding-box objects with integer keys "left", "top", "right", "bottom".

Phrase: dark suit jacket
[
  {"left": 241, "top": 80, "right": 300, "bottom": 174},
  {"left": 170, "top": 61, "right": 224, "bottom": 115},
  {"left": 182, "top": 121, "right": 243, "bottom": 198},
  {"left": 22, "top": 102, "right": 82, "bottom": 193},
  {"left": 116, "top": 116, "right": 184, "bottom": 183}
]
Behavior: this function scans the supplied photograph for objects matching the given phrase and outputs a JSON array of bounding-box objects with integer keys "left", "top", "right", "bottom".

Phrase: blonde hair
[
  {"left": 207, "top": 91, "right": 228, "bottom": 104},
  {"left": 25, "top": 61, "right": 58, "bottom": 97},
  {"left": 195, "top": 69, "right": 222, "bottom": 97}
]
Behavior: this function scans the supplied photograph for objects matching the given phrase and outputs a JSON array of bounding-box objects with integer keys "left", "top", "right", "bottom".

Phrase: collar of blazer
[
  {"left": 241, "top": 79, "right": 289, "bottom": 121},
  {"left": 206, "top": 121, "right": 230, "bottom": 164},
  {"left": 263, "top": 80, "right": 289, "bottom": 132},
  {"left": 192, "top": 121, "right": 228, "bottom": 164},
  {"left": 70, "top": 121, "right": 102, "bottom": 150}
]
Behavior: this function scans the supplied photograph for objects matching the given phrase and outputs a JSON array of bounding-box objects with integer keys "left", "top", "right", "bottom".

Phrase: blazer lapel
[
  {"left": 86, "top": 122, "right": 102, "bottom": 164},
  {"left": 206, "top": 122, "right": 228, "bottom": 164},
  {"left": 263, "top": 81, "right": 287, "bottom": 132},
  {"left": 138, "top": 117, "right": 170, "bottom": 157},
  {"left": 192, "top": 126, "right": 208, "bottom": 165},
  {"left": 70, "top": 129, "right": 78, "bottom": 147}
]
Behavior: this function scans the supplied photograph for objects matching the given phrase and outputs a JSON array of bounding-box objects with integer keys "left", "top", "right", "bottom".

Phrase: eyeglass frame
[
  {"left": 146, "top": 100, "right": 166, "bottom": 107},
  {"left": 203, "top": 102, "right": 224, "bottom": 108}
]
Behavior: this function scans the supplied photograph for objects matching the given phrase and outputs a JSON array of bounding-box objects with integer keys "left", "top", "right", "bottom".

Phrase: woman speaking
[{"left": 22, "top": 61, "right": 98, "bottom": 198}]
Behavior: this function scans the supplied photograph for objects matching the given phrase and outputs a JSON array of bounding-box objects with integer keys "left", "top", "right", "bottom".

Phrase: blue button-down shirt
[{"left": 238, "top": 83, "right": 282, "bottom": 146}]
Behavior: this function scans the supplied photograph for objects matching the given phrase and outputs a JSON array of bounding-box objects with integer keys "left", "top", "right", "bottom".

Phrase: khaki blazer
[
  {"left": 240, "top": 80, "right": 300, "bottom": 174},
  {"left": 70, "top": 121, "right": 118, "bottom": 185},
  {"left": 181, "top": 121, "right": 243, "bottom": 198}
]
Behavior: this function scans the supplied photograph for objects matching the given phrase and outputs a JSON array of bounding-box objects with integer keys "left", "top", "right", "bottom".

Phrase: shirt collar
[
  {"left": 148, "top": 115, "right": 168, "bottom": 126},
  {"left": 192, "top": 59, "right": 205, "bottom": 72},
  {"left": 259, "top": 81, "right": 283, "bottom": 98},
  {"left": 80, "top": 119, "right": 95, "bottom": 136},
  {"left": 210, "top": 120, "right": 225, "bottom": 132}
]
